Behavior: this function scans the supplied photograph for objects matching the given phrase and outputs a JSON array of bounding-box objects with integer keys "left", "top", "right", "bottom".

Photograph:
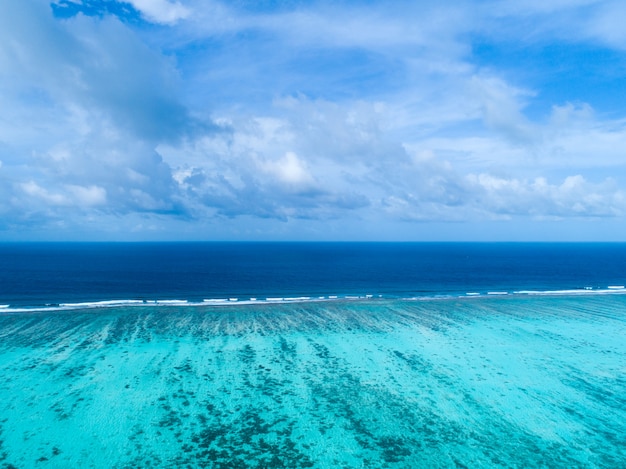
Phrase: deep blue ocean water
[
  {"left": 1, "top": 242, "right": 626, "bottom": 308},
  {"left": 1, "top": 243, "right": 626, "bottom": 468}
]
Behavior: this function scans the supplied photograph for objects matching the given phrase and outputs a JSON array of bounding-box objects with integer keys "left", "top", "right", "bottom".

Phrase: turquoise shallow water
[{"left": 1, "top": 295, "right": 625, "bottom": 468}]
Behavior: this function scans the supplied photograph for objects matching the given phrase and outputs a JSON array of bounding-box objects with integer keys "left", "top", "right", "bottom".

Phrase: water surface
[{"left": 1, "top": 295, "right": 624, "bottom": 468}]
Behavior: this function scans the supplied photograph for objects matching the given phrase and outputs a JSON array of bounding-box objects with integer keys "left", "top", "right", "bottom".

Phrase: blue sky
[{"left": 1, "top": 0, "right": 626, "bottom": 240}]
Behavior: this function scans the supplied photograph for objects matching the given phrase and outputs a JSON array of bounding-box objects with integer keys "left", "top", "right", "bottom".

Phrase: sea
[{"left": 0, "top": 242, "right": 625, "bottom": 468}]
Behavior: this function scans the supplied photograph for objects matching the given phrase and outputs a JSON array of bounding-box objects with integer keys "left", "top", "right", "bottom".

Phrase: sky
[{"left": 1, "top": 0, "right": 626, "bottom": 241}]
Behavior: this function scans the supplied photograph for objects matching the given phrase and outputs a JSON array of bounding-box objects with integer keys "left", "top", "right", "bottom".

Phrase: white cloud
[
  {"left": 21, "top": 181, "right": 69, "bottom": 206},
  {"left": 469, "top": 75, "right": 538, "bottom": 145},
  {"left": 66, "top": 184, "right": 107, "bottom": 206},
  {"left": 127, "top": 0, "right": 190, "bottom": 24},
  {"left": 483, "top": 0, "right": 626, "bottom": 51},
  {"left": 583, "top": 0, "right": 626, "bottom": 48},
  {"left": 19, "top": 181, "right": 106, "bottom": 207},
  {"left": 183, "top": 1, "right": 466, "bottom": 49},
  {"left": 0, "top": 1, "right": 204, "bottom": 145},
  {"left": 2, "top": 0, "right": 626, "bottom": 239},
  {"left": 261, "top": 152, "right": 316, "bottom": 189},
  {"left": 467, "top": 173, "right": 625, "bottom": 218},
  {"left": 490, "top": 0, "right": 602, "bottom": 17},
  {"left": 154, "top": 92, "right": 626, "bottom": 226}
]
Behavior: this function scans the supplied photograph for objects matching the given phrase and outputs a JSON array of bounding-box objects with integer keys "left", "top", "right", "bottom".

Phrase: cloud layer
[{"left": 1, "top": 0, "right": 626, "bottom": 240}]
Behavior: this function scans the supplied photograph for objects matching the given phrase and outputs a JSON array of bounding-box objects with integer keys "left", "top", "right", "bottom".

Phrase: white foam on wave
[
  {"left": 515, "top": 287, "right": 626, "bottom": 296},
  {"left": 59, "top": 300, "right": 145, "bottom": 308},
  {"left": 154, "top": 299, "right": 189, "bottom": 305},
  {"left": 0, "top": 303, "right": 89, "bottom": 313},
  {"left": 8, "top": 284, "right": 626, "bottom": 314},
  {"left": 516, "top": 289, "right": 586, "bottom": 295},
  {"left": 200, "top": 296, "right": 333, "bottom": 306},
  {"left": 407, "top": 295, "right": 455, "bottom": 301},
  {"left": 0, "top": 295, "right": 359, "bottom": 314}
]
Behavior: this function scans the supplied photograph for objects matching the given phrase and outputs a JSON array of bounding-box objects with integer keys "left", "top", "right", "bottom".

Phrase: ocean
[{"left": 0, "top": 242, "right": 625, "bottom": 467}]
